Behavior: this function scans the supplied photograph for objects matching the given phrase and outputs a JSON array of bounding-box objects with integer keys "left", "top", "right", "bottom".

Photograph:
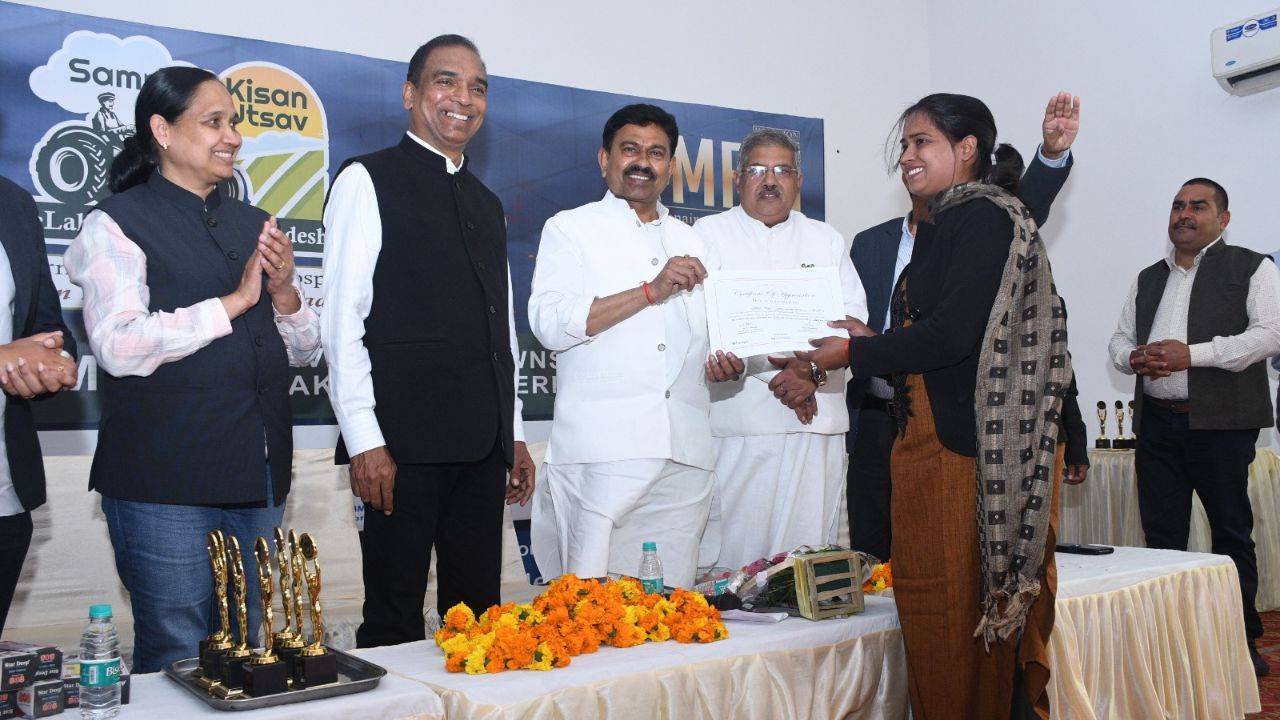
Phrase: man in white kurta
[
  {"left": 528, "top": 104, "right": 715, "bottom": 588},
  {"left": 696, "top": 130, "right": 868, "bottom": 571}
]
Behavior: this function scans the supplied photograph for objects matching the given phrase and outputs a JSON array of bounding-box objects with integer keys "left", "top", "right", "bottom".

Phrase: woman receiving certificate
[{"left": 799, "top": 94, "right": 1070, "bottom": 720}]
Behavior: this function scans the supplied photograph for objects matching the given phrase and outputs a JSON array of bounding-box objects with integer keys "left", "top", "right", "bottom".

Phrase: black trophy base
[
  {"left": 218, "top": 653, "right": 251, "bottom": 690},
  {"left": 242, "top": 660, "right": 290, "bottom": 696},
  {"left": 199, "top": 647, "right": 228, "bottom": 681},
  {"left": 1095, "top": 439, "right": 1112, "bottom": 449},
  {"left": 1115, "top": 438, "right": 1136, "bottom": 450},
  {"left": 276, "top": 643, "right": 303, "bottom": 669},
  {"left": 292, "top": 650, "right": 338, "bottom": 688}
]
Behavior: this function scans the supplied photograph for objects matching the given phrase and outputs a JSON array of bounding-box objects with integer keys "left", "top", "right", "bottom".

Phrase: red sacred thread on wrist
[{"left": 642, "top": 281, "right": 656, "bottom": 305}]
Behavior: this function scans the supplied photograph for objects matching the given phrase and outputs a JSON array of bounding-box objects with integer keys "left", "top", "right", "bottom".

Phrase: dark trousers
[
  {"left": 0, "top": 512, "right": 32, "bottom": 636},
  {"left": 1135, "top": 400, "right": 1263, "bottom": 643},
  {"left": 355, "top": 442, "right": 507, "bottom": 648},
  {"left": 847, "top": 399, "right": 895, "bottom": 562}
]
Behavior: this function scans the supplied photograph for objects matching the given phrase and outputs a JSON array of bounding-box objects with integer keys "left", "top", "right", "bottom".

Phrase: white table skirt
[
  {"left": 118, "top": 669, "right": 443, "bottom": 719},
  {"left": 1060, "top": 447, "right": 1280, "bottom": 611},
  {"left": 358, "top": 597, "right": 908, "bottom": 720}
]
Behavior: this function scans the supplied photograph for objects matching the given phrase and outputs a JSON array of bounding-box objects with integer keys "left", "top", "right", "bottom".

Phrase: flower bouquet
[
  {"left": 728, "top": 545, "right": 874, "bottom": 620},
  {"left": 434, "top": 574, "right": 728, "bottom": 674}
]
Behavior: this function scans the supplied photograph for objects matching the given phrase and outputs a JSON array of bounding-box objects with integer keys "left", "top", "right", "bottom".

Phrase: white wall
[{"left": 927, "top": 0, "right": 1280, "bottom": 447}]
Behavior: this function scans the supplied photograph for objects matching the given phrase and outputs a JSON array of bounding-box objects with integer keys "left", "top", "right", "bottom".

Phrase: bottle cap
[
  {"left": 89, "top": 603, "right": 112, "bottom": 619},
  {"left": 642, "top": 541, "right": 657, "bottom": 552}
]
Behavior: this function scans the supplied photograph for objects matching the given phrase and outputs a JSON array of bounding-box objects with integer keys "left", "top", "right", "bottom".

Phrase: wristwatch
[{"left": 809, "top": 361, "right": 828, "bottom": 387}]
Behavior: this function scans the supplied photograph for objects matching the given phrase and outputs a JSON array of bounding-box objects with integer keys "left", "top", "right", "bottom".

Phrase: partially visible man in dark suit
[
  {"left": 846, "top": 93, "right": 1082, "bottom": 561},
  {"left": 0, "top": 175, "right": 79, "bottom": 633}
]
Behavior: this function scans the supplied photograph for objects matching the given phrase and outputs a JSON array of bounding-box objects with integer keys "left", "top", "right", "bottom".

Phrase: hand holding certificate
[{"left": 704, "top": 267, "right": 848, "bottom": 359}]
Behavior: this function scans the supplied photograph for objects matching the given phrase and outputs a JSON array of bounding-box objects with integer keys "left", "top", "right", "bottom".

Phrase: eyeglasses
[{"left": 742, "top": 164, "right": 799, "bottom": 179}]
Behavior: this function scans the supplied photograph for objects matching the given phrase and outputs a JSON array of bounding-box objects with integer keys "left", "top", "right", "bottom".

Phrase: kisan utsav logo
[{"left": 26, "top": 31, "right": 329, "bottom": 252}]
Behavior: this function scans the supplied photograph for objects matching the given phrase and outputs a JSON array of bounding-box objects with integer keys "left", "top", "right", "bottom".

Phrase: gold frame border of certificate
[
  {"left": 1095, "top": 400, "right": 1136, "bottom": 450},
  {"left": 175, "top": 527, "right": 366, "bottom": 703}
]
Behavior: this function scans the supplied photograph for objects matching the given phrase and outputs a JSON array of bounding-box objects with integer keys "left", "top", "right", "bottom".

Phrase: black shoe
[{"left": 1250, "top": 645, "right": 1271, "bottom": 678}]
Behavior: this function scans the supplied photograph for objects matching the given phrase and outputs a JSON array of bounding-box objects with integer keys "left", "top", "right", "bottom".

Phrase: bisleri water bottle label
[{"left": 80, "top": 657, "right": 122, "bottom": 687}]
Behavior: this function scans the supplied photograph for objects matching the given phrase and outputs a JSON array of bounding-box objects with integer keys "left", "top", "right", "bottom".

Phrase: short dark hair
[
  {"left": 407, "top": 34, "right": 481, "bottom": 86},
  {"left": 1182, "top": 177, "right": 1229, "bottom": 212},
  {"left": 601, "top": 104, "right": 679, "bottom": 155}
]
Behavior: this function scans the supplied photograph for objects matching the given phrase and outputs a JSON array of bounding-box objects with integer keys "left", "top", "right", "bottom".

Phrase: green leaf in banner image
[
  {"left": 517, "top": 332, "right": 556, "bottom": 421},
  {"left": 254, "top": 150, "right": 325, "bottom": 217}
]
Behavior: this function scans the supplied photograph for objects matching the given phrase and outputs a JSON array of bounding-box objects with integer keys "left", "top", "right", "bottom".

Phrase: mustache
[
  {"left": 623, "top": 165, "right": 655, "bottom": 180},
  {"left": 756, "top": 185, "right": 782, "bottom": 199},
  {"left": 1174, "top": 219, "right": 1196, "bottom": 229}
]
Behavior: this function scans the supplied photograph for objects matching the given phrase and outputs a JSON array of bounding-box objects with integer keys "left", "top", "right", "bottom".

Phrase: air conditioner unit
[{"left": 1212, "top": 10, "right": 1280, "bottom": 95}]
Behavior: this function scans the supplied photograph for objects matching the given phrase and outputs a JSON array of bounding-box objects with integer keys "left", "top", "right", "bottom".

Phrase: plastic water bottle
[
  {"left": 638, "top": 541, "right": 664, "bottom": 594},
  {"left": 79, "top": 603, "right": 121, "bottom": 719}
]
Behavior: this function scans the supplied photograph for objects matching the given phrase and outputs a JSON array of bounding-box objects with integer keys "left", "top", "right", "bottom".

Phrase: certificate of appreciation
[{"left": 704, "top": 267, "right": 847, "bottom": 358}]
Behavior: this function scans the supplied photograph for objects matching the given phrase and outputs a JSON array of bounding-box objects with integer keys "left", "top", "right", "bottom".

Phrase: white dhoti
[
  {"left": 530, "top": 458, "right": 714, "bottom": 588},
  {"left": 705, "top": 433, "right": 845, "bottom": 571}
]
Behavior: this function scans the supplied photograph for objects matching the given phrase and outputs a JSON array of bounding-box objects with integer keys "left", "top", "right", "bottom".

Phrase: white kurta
[
  {"left": 694, "top": 206, "right": 868, "bottom": 569},
  {"left": 528, "top": 192, "right": 715, "bottom": 587}
]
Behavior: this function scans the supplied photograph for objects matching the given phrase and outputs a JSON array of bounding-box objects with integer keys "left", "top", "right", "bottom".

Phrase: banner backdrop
[{"left": 0, "top": 1, "right": 825, "bottom": 432}]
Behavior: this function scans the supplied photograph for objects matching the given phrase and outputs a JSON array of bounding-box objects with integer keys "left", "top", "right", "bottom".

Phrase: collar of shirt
[
  {"left": 149, "top": 169, "right": 223, "bottom": 214},
  {"left": 730, "top": 204, "right": 798, "bottom": 236},
  {"left": 601, "top": 190, "right": 668, "bottom": 227},
  {"left": 404, "top": 131, "right": 463, "bottom": 174},
  {"left": 1164, "top": 236, "right": 1223, "bottom": 273}
]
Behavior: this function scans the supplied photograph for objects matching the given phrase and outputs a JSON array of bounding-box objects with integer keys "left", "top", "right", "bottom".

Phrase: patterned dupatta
[{"left": 927, "top": 183, "right": 1072, "bottom": 646}]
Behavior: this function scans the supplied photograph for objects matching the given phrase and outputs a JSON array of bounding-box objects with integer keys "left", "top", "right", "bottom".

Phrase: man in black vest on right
[
  {"left": 322, "top": 35, "right": 535, "bottom": 648},
  {"left": 1110, "top": 177, "right": 1280, "bottom": 677}
]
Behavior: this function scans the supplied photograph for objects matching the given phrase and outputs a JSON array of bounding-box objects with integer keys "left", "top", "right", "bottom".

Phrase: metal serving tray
[{"left": 163, "top": 648, "right": 385, "bottom": 711}]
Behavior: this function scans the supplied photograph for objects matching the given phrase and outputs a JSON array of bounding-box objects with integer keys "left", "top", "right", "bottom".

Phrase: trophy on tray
[
  {"left": 272, "top": 528, "right": 306, "bottom": 667},
  {"left": 1095, "top": 401, "right": 1111, "bottom": 449},
  {"left": 291, "top": 532, "right": 338, "bottom": 688},
  {"left": 1127, "top": 400, "right": 1138, "bottom": 447},
  {"left": 197, "top": 530, "right": 234, "bottom": 688},
  {"left": 212, "top": 535, "right": 253, "bottom": 698},
  {"left": 241, "top": 537, "right": 290, "bottom": 697}
]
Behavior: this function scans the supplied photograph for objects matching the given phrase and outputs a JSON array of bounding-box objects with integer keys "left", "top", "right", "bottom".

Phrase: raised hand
[{"left": 1041, "top": 91, "right": 1081, "bottom": 159}]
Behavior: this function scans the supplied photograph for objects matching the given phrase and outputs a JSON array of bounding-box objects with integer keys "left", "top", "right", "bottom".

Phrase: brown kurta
[{"left": 891, "top": 372, "right": 1060, "bottom": 720}]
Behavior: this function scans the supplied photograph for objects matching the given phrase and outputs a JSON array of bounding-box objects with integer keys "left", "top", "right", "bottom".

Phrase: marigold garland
[
  {"left": 863, "top": 561, "right": 893, "bottom": 594},
  {"left": 434, "top": 574, "right": 728, "bottom": 673}
]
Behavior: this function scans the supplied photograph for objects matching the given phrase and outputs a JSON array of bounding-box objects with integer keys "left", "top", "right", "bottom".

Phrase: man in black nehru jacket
[{"left": 322, "top": 35, "right": 536, "bottom": 648}]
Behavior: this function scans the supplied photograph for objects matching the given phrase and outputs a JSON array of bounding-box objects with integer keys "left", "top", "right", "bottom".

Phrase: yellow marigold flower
[{"left": 526, "top": 643, "right": 555, "bottom": 671}]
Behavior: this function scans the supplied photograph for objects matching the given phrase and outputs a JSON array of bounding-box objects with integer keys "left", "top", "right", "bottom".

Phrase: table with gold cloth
[
  {"left": 1060, "top": 447, "right": 1280, "bottom": 611},
  {"left": 1048, "top": 547, "right": 1260, "bottom": 720}
]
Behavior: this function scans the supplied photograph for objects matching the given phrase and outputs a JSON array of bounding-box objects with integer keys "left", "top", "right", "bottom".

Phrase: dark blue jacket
[{"left": 0, "top": 176, "right": 77, "bottom": 511}]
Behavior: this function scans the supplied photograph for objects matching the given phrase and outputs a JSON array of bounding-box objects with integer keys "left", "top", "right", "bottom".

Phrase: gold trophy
[
  {"left": 197, "top": 530, "right": 233, "bottom": 687},
  {"left": 242, "top": 538, "right": 289, "bottom": 696},
  {"left": 292, "top": 532, "right": 337, "bottom": 687},
  {"left": 1127, "top": 400, "right": 1138, "bottom": 446},
  {"left": 272, "top": 528, "right": 306, "bottom": 667},
  {"left": 213, "top": 535, "right": 252, "bottom": 697},
  {"left": 1114, "top": 400, "right": 1132, "bottom": 449},
  {"left": 1095, "top": 401, "right": 1111, "bottom": 449}
]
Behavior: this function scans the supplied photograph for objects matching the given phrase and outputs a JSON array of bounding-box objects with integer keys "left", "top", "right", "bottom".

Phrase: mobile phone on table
[{"left": 1055, "top": 543, "right": 1114, "bottom": 555}]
